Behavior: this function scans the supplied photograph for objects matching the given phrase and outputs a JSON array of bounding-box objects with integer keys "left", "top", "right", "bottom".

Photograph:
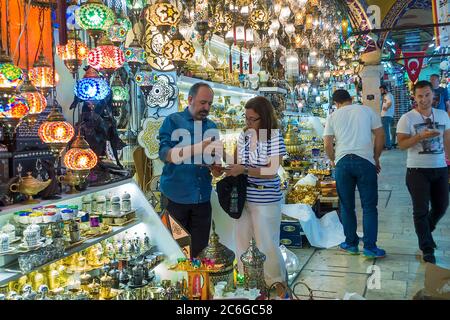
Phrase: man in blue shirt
[
  {"left": 430, "top": 74, "right": 450, "bottom": 114},
  {"left": 159, "top": 82, "right": 223, "bottom": 258}
]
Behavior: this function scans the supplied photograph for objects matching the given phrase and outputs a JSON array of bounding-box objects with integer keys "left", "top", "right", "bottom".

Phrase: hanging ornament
[
  {"left": 19, "top": 76, "right": 47, "bottom": 118},
  {"left": 146, "top": 0, "right": 181, "bottom": 36},
  {"left": 75, "top": 68, "right": 111, "bottom": 102},
  {"left": 124, "top": 37, "right": 148, "bottom": 75},
  {"left": 108, "top": 21, "right": 129, "bottom": 46},
  {"left": 56, "top": 31, "right": 89, "bottom": 76},
  {"left": 64, "top": 133, "right": 98, "bottom": 184},
  {"left": 29, "top": 52, "right": 59, "bottom": 97},
  {"left": 162, "top": 30, "right": 195, "bottom": 75},
  {"left": 75, "top": 0, "right": 116, "bottom": 43},
  {"left": 135, "top": 64, "right": 155, "bottom": 96},
  {"left": 87, "top": 37, "right": 125, "bottom": 80},
  {"left": 38, "top": 106, "right": 75, "bottom": 157},
  {"left": 111, "top": 75, "right": 129, "bottom": 112}
]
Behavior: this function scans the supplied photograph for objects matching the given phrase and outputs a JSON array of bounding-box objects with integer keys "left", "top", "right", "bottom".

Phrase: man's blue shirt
[{"left": 159, "top": 108, "right": 219, "bottom": 204}]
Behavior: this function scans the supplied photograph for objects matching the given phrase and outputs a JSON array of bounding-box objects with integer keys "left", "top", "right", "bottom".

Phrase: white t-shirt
[
  {"left": 323, "top": 104, "right": 382, "bottom": 165},
  {"left": 381, "top": 92, "right": 395, "bottom": 117},
  {"left": 396, "top": 108, "right": 450, "bottom": 168}
]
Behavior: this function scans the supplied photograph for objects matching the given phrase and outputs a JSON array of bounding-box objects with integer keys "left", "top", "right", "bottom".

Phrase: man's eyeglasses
[{"left": 245, "top": 117, "right": 260, "bottom": 123}]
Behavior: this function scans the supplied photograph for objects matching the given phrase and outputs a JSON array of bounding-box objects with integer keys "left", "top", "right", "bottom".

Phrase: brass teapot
[
  {"left": 9, "top": 172, "right": 52, "bottom": 204},
  {"left": 58, "top": 171, "right": 81, "bottom": 194}
]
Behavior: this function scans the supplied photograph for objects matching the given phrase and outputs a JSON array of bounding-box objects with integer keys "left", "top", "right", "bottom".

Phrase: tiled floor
[{"left": 290, "top": 149, "right": 450, "bottom": 300}]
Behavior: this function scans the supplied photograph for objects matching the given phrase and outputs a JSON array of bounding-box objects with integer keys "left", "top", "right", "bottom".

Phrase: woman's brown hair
[{"left": 244, "top": 96, "right": 279, "bottom": 141}]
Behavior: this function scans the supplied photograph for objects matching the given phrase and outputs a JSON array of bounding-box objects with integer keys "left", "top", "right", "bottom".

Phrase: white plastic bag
[
  {"left": 281, "top": 204, "right": 345, "bottom": 249},
  {"left": 295, "top": 174, "right": 318, "bottom": 187},
  {"left": 280, "top": 245, "right": 301, "bottom": 275}
]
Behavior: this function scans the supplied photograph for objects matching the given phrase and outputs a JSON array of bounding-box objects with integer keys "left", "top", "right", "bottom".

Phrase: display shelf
[
  {"left": 259, "top": 87, "right": 288, "bottom": 94},
  {"left": 0, "top": 219, "right": 141, "bottom": 286},
  {"left": 177, "top": 75, "right": 258, "bottom": 98},
  {"left": 0, "top": 178, "right": 132, "bottom": 219},
  {"left": 0, "top": 180, "right": 185, "bottom": 288}
]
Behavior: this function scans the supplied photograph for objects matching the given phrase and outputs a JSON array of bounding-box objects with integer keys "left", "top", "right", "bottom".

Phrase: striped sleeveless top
[{"left": 237, "top": 130, "right": 286, "bottom": 204}]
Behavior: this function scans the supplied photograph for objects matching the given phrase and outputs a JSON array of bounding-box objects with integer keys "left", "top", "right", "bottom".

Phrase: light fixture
[
  {"left": 56, "top": 31, "right": 89, "bottom": 76},
  {"left": 75, "top": 0, "right": 116, "bottom": 43},
  {"left": 1, "top": 95, "right": 29, "bottom": 119},
  {"left": 134, "top": 64, "right": 154, "bottom": 96},
  {"left": 74, "top": 68, "right": 111, "bottom": 102},
  {"left": 124, "top": 37, "right": 148, "bottom": 75},
  {"left": 162, "top": 30, "right": 195, "bottom": 75},
  {"left": 108, "top": 21, "right": 128, "bottom": 46},
  {"left": 63, "top": 133, "right": 98, "bottom": 191},
  {"left": 111, "top": 74, "right": 129, "bottom": 111},
  {"left": 29, "top": 52, "right": 59, "bottom": 97},
  {"left": 87, "top": 37, "right": 125, "bottom": 79},
  {"left": 38, "top": 105, "right": 75, "bottom": 157},
  {"left": 146, "top": 0, "right": 181, "bottom": 35},
  {"left": 19, "top": 76, "right": 47, "bottom": 119}
]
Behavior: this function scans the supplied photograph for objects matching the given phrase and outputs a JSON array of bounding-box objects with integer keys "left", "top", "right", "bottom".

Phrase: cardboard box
[{"left": 413, "top": 263, "right": 450, "bottom": 300}]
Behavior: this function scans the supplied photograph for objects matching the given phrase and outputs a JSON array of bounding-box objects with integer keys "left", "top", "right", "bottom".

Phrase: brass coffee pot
[{"left": 9, "top": 172, "right": 52, "bottom": 204}]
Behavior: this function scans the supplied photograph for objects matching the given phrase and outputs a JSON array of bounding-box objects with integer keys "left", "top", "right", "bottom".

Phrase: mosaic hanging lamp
[
  {"left": 108, "top": 20, "right": 128, "bottom": 47},
  {"left": 64, "top": 133, "right": 98, "bottom": 185},
  {"left": 38, "top": 104, "right": 75, "bottom": 158},
  {"left": 18, "top": 75, "right": 47, "bottom": 121},
  {"left": 162, "top": 29, "right": 195, "bottom": 75},
  {"left": 74, "top": 67, "right": 111, "bottom": 102},
  {"left": 124, "top": 37, "right": 147, "bottom": 75},
  {"left": 145, "top": 0, "right": 181, "bottom": 36},
  {"left": 75, "top": 0, "right": 116, "bottom": 44},
  {"left": 29, "top": 52, "right": 59, "bottom": 97},
  {"left": 111, "top": 74, "right": 129, "bottom": 112},
  {"left": 134, "top": 64, "right": 154, "bottom": 97},
  {"left": 87, "top": 36, "right": 125, "bottom": 80},
  {"left": 56, "top": 31, "right": 89, "bottom": 76}
]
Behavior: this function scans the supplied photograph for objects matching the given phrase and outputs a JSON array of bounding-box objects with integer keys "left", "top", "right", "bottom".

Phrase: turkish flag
[{"left": 403, "top": 51, "right": 425, "bottom": 83}]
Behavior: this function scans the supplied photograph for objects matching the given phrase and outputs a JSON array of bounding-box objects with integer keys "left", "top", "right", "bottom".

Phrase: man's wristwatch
[{"left": 243, "top": 166, "right": 249, "bottom": 175}]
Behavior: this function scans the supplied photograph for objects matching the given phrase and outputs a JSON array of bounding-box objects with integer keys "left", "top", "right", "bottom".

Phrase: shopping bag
[{"left": 281, "top": 204, "right": 345, "bottom": 249}]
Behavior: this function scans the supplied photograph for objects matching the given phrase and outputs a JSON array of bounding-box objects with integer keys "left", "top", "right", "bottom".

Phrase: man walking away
[{"left": 324, "top": 89, "right": 386, "bottom": 259}]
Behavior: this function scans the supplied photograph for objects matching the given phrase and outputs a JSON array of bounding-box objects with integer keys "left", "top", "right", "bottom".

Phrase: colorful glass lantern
[
  {"left": 146, "top": 0, "right": 181, "bottom": 35},
  {"left": 162, "top": 30, "right": 195, "bottom": 75},
  {"left": 117, "top": 17, "right": 132, "bottom": 33},
  {"left": 64, "top": 133, "right": 98, "bottom": 183},
  {"left": 29, "top": 53, "right": 59, "bottom": 97},
  {"left": 0, "top": 95, "right": 29, "bottom": 119},
  {"left": 66, "top": 4, "right": 81, "bottom": 30},
  {"left": 134, "top": 64, "right": 154, "bottom": 96},
  {"left": 38, "top": 107, "right": 75, "bottom": 157},
  {"left": 75, "top": 0, "right": 116, "bottom": 42},
  {"left": 108, "top": 21, "right": 128, "bottom": 46},
  {"left": 75, "top": 77, "right": 110, "bottom": 102},
  {"left": 57, "top": 32, "right": 89, "bottom": 75},
  {"left": 214, "top": 11, "right": 233, "bottom": 37},
  {"left": 19, "top": 76, "right": 47, "bottom": 118},
  {"left": 111, "top": 75, "right": 129, "bottom": 112},
  {"left": 0, "top": 63, "right": 23, "bottom": 88},
  {"left": 87, "top": 37, "right": 125, "bottom": 79},
  {"left": 124, "top": 38, "right": 148, "bottom": 75},
  {"left": 126, "top": 0, "right": 146, "bottom": 22}
]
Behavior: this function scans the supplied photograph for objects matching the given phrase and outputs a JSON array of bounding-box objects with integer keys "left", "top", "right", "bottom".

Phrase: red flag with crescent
[{"left": 403, "top": 51, "right": 425, "bottom": 83}]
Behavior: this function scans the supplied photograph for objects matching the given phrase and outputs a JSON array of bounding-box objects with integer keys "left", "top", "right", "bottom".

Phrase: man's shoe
[
  {"left": 339, "top": 242, "right": 360, "bottom": 255},
  {"left": 423, "top": 253, "right": 436, "bottom": 264},
  {"left": 363, "top": 247, "right": 386, "bottom": 259}
]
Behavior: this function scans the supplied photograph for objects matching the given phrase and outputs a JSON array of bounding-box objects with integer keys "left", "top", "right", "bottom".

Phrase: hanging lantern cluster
[
  {"left": 57, "top": 31, "right": 89, "bottom": 75},
  {"left": 75, "top": 0, "right": 116, "bottom": 42},
  {"left": 0, "top": 63, "right": 23, "bottom": 88}
]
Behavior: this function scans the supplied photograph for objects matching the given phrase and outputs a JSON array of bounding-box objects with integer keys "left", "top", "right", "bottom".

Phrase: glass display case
[{"left": 0, "top": 179, "right": 184, "bottom": 299}]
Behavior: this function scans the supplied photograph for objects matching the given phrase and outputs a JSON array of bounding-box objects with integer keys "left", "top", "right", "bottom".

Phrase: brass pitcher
[{"left": 9, "top": 172, "right": 52, "bottom": 204}]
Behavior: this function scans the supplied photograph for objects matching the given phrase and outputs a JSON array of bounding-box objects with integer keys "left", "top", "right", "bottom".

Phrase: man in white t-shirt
[
  {"left": 397, "top": 80, "right": 450, "bottom": 264},
  {"left": 324, "top": 89, "right": 386, "bottom": 258},
  {"left": 379, "top": 85, "right": 395, "bottom": 150}
]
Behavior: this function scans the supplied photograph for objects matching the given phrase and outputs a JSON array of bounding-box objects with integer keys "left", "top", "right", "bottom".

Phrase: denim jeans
[
  {"left": 335, "top": 154, "right": 379, "bottom": 249},
  {"left": 381, "top": 116, "right": 393, "bottom": 148},
  {"left": 406, "top": 167, "right": 449, "bottom": 253}
]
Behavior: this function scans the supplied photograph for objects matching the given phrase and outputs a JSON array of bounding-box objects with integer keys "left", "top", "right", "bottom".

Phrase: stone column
[{"left": 359, "top": 64, "right": 384, "bottom": 115}]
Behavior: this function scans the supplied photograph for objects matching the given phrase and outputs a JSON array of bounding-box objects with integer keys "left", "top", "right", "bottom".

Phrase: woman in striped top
[{"left": 225, "top": 96, "right": 288, "bottom": 297}]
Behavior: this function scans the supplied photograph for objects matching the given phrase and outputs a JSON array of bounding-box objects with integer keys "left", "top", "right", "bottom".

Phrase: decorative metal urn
[
  {"left": 198, "top": 221, "right": 235, "bottom": 290},
  {"left": 240, "top": 238, "right": 267, "bottom": 295}
]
